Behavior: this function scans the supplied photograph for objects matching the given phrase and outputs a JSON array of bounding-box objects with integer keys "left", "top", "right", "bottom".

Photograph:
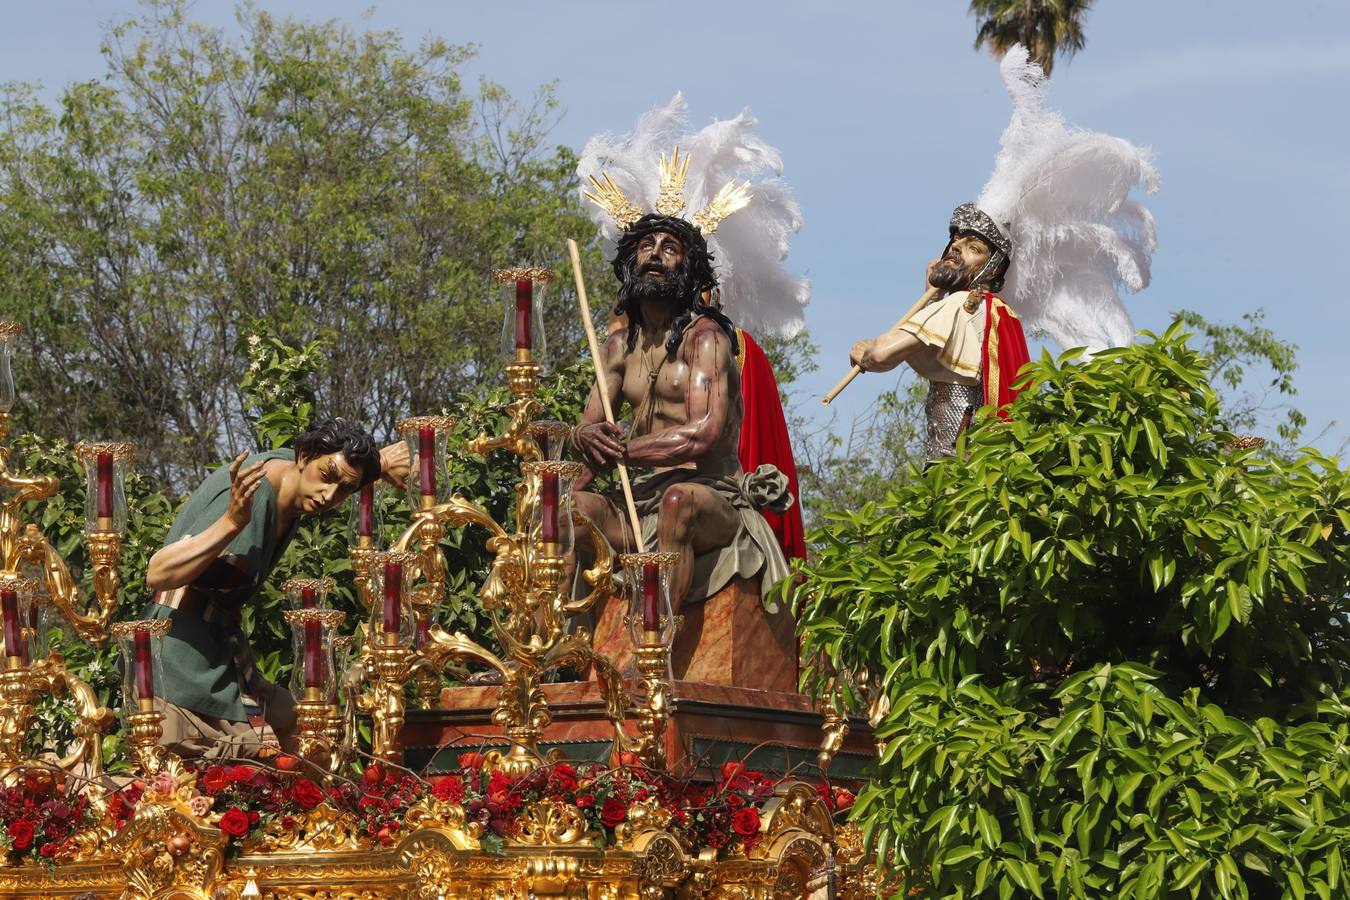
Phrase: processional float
[{"left": 0, "top": 275, "right": 878, "bottom": 898}]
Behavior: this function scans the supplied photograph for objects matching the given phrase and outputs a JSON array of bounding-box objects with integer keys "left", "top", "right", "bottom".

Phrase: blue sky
[{"left": 3, "top": 1, "right": 1347, "bottom": 452}]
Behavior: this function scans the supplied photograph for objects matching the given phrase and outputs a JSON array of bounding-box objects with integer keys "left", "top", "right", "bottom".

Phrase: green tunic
[{"left": 143, "top": 450, "right": 298, "bottom": 721}]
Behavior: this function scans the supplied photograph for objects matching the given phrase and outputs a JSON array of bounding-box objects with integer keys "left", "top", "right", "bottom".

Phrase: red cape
[
  {"left": 736, "top": 329, "right": 807, "bottom": 561},
  {"left": 981, "top": 294, "right": 1031, "bottom": 415}
]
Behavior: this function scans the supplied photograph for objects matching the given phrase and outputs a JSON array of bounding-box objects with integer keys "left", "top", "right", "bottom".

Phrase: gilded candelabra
[{"left": 346, "top": 268, "right": 673, "bottom": 773}]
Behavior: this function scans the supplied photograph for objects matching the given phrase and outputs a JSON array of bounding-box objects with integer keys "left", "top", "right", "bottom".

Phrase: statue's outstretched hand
[
  {"left": 849, "top": 339, "right": 876, "bottom": 372},
  {"left": 226, "top": 453, "right": 267, "bottom": 530},
  {"left": 575, "top": 422, "right": 625, "bottom": 469},
  {"left": 379, "top": 441, "right": 410, "bottom": 488}
]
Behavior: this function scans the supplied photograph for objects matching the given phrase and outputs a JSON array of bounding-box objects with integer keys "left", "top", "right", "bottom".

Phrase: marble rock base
[{"left": 591, "top": 574, "right": 799, "bottom": 693}]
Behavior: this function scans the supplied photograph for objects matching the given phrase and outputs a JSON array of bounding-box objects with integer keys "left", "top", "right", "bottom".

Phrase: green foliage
[
  {"left": 795, "top": 323, "right": 1350, "bottom": 898},
  {"left": 0, "top": 0, "right": 609, "bottom": 490},
  {"left": 240, "top": 322, "right": 323, "bottom": 451},
  {"left": 1178, "top": 308, "right": 1307, "bottom": 449}
]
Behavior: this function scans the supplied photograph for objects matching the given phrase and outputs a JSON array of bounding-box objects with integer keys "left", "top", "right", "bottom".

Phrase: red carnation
[
  {"left": 576, "top": 794, "right": 595, "bottom": 809},
  {"left": 218, "top": 807, "right": 250, "bottom": 838},
  {"left": 6, "top": 819, "right": 34, "bottom": 851},
  {"left": 599, "top": 798, "right": 627, "bottom": 828},
  {"left": 200, "top": 766, "right": 229, "bottom": 793},
  {"left": 432, "top": 776, "right": 465, "bottom": 804},
  {"left": 38, "top": 842, "right": 59, "bottom": 858},
  {"left": 291, "top": 778, "right": 323, "bottom": 811},
  {"left": 706, "top": 828, "right": 728, "bottom": 849},
  {"left": 228, "top": 765, "right": 256, "bottom": 784},
  {"left": 731, "top": 807, "right": 760, "bottom": 837}
]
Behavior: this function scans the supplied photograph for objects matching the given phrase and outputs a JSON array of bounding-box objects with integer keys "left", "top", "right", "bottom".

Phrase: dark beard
[
  {"left": 625, "top": 269, "right": 678, "bottom": 302},
  {"left": 928, "top": 258, "right": 973, "bottom": 292}
]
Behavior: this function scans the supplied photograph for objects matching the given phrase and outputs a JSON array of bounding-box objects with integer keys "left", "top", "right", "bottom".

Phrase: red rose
[
  {"left": 833, "top": 788, "right": 855, "bottom": 812},
  {"left": 719, "top": 761, "right": 745, "bottom": 783},
  {"left": 576, "top": 794, "right": 595, "bottom": 809},
  {"left": 457, "top": 751, "right": 486, "bottom": 771},
  {"left": 549, "top": 764, "right": 578, "bottom": 793},
  {"left": 248, "top": 810, "right": 260, "bottom": 825},
  {"left": 218, "top": 807, "right": 250, "bottom": 838},
  {"left": 728, "top": 792, "right": 745, "bottom": 808},
  {"left": 599, "top": 798, "right": 627, "bottom": 828},
  {"left": 228, "top": 765, "right": 256, "bottom": 784},
  {"left": 38, "top": 842, "right": 58, "bottom": 858},
  {"left": 291, "top": 778, "right": 323, "bottom": 811},
  {"left": 362, "top": 764, "right": 384, "bottom": 787},
  {"left": 200, "top": 766, "right": 229, "bottom": 793},
  {"left": 6, "top": 819, "right": 34, "bottom": 851},
  {"left": 274, "top": 754, "right": 300, "bottom": 772},
  {"left": 731, "top": 807, "right": 760, "bottom": 837}
]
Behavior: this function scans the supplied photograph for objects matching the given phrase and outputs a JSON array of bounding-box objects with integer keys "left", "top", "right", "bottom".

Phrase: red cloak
[
  {"left": 735, "top": 329, "right": 807, "bottom": 561},
  {"left": 981, "top": 294, "right": 1031, "bottom": 415}
]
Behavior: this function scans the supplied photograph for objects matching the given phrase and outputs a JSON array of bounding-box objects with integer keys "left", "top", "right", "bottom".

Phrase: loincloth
[{"left": 623, "top": 465, "right": 793, "bottom": 611}]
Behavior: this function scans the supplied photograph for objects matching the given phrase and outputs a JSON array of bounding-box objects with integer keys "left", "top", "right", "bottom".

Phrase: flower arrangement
[
  {"left": 0, "top": 769, "right": 95, "bottom": 862},
  {"left": 1, "top": 755, "right": 844, "bottom": 862}
]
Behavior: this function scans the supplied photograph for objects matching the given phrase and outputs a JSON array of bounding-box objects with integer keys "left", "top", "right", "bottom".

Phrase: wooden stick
[
  {"left": 567, "top": 239, "right": 647, "bottom": 553},
  {"left": 821, "top": 286, "right": 940, "bottom": 406}
]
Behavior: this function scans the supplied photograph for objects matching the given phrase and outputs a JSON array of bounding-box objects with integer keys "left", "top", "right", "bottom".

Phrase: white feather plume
[
  {"left": 577, "top": 93, "right": 810, "bottom": 336},
  {"left": 977, "top": 46, "right": 1159, "bottom": 351}
]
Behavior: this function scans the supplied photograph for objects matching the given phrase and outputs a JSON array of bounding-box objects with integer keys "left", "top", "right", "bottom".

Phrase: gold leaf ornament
[{"left": 583, "top": 173, "right": 643, "bottom": 232}]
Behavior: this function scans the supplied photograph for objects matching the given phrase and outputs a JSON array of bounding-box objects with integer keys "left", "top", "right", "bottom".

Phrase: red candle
[
  {"left": 641, "top": 562, "right": 661, "bottom": 633},
  {"left": 536, "top": 432, "right": 549, "bottom": 458},
  {"left": 301, "top": 586, "right": 317, "bottom": 610},
  {"left": 541, "top": 472, "right": 559, "bottom": 545},
  {"left": 418, "top": 426, "right": 436, "bottom": 498},
  {"left": 383, "top": 561, "right": 402, "bottom": 634},
  {"left": 515, "top": 278, "right": 532, "bottom": 351},
  {"left": 415, "top": 616, "right": 430, "bottom": 650},
  {"left": 1, "top": 589, "right": 20, "bottom": 660},
  {"left": 134, "top": 629, "right": 154, "bottom": 700},
  {"left": 357, "top": 484, "right": 374, "bottom": 537},
  {"left": 303, "top": 618, "right": 322, "bottom": 689},
  {"left": 96, "top": 451, "right": 114, "bottom": 521}
]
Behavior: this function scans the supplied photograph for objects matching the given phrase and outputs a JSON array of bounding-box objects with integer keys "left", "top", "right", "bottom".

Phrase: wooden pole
[
  {"left": 567, "top": 239, "right": 647, "bottom": 553},
  {"left": 821, "top": 286, "right": 940, "bottom": 406}
]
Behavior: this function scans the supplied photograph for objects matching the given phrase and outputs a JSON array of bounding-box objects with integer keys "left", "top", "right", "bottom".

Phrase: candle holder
[
  {"left": 494, "top": 267, "right": 554, "bottom": 365},
  {"left": 283, "top": 608, "right": 345, "bottom": 769},
  {"left": 521, "top": 461, "right": 585, "bottom": 560},
  {"left": 619, "top": 552, "right": 682, "bottom": 769},
  {"left": 0, "top": 574, "right": 35, "bottom": 668},
  {"left": 526, "top": 420, "right": 572, "bottom": 462},
  {"left": 350, "top": 481, "right": 384, "bottom": 549},
  {"left": 111, "top": 619, "right": 172, "bottom": 775},
  {"left": 396, "top": 416, "right": 454, "bottom": 511},
  {"left": 75, "top": 441, "right": 132, "bottom": 535},
  {"left": 361, "top": 550, "right": 418, "bottom": 762},
  {"left": 281, "top": 576, "right": 335, "bottom": 611}
]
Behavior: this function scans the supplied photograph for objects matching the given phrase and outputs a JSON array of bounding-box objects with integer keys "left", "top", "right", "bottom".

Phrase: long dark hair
[{"left": 611, "top": 214, "right": 735, "bottom": 359}]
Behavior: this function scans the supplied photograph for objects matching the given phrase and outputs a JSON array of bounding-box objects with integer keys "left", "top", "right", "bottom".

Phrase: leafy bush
[{"left": 795, "top": 323, "right": 1350, "bottom": 898}]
